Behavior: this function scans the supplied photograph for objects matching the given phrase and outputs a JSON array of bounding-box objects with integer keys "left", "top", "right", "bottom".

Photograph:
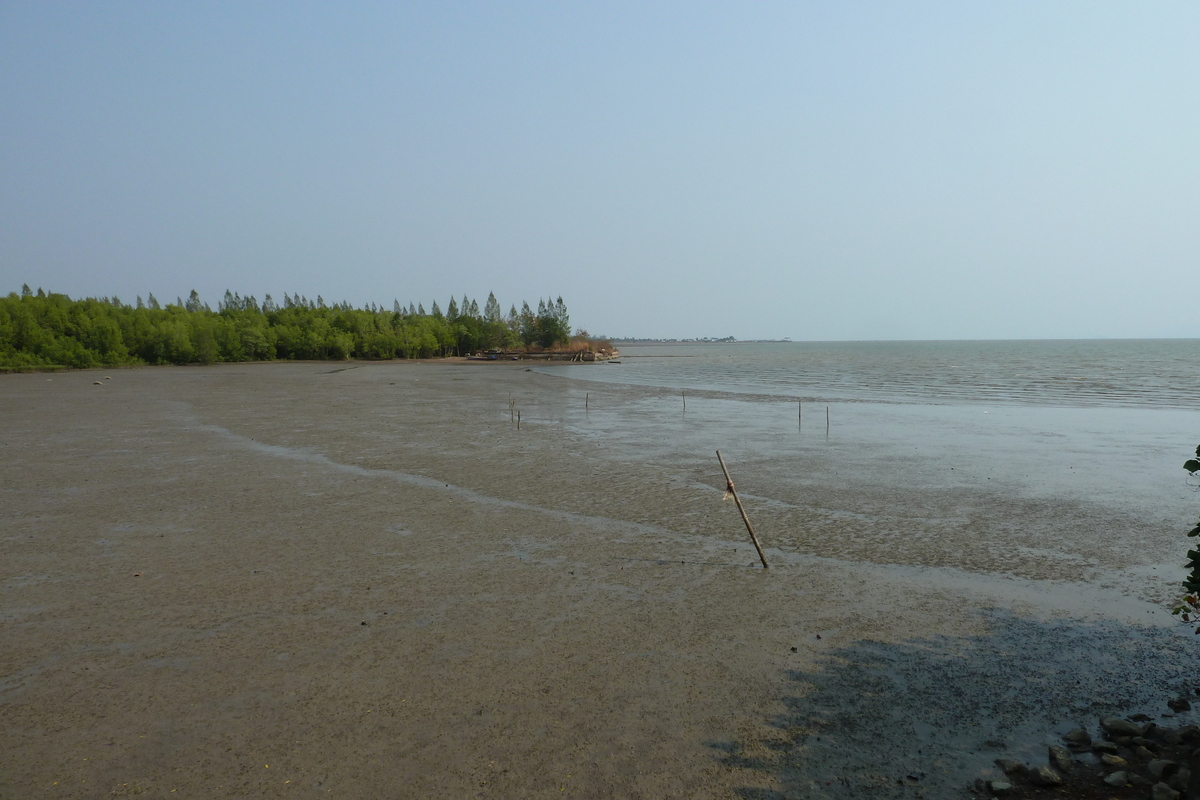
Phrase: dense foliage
[
  {"left": 0, "top": 286, "right": 573, "bottom": 368},
  {"left": 1176, "top": 446, "right": 1200, "bottom": 633}
]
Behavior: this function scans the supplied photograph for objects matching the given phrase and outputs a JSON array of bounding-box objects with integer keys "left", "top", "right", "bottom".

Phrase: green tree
[{"left": 1175, "top": 447, "right": 1200, "bottom": 634}]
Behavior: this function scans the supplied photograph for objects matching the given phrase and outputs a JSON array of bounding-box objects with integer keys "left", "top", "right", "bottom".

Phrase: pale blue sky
[{"left": 2, "top": 2, "right": 1197, "bottom": 339}]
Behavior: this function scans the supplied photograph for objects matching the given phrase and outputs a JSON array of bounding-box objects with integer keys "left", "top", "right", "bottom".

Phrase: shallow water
[
  {"left": 540, "top": 341, "right": 1200, "bottom": 600},
  {"left": 547, "top": 339, "right": 1200, "bottom": 408}
]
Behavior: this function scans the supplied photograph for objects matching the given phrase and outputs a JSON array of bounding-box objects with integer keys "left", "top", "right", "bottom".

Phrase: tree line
[{"left": 0, "top": 285, "right": 574, "bottom": 369}]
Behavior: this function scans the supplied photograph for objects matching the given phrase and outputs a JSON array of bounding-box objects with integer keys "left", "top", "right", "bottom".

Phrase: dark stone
[
  {"left": 1103, "top": 771, "right": 1129, "bottom": 787},
  {"left": 1149, "top": 760, "right": 1180, "bottom": 779},
  {"left": 1102, "top": 716, "right": 1145, "bottom": 737},
  {"left": 1063, "top": 727, "right": 1092, "bottom": 746},
  {"left": 1093, "top": 741, "right": 1120, "bottom": 755},
  {"left": 1028, "top": 764, "right": 1062, "bottom": 786},
  {"left": 1169, "top": 698, "right": 1192, "bottom": 713},
  {"left": 1166, "top": 770, "right": 1189, "bottom": 792},
  {"left": 988, "top": 779, "right": 1013, "bottom": 795},
  {"left": 1159, "top": 729, "right": 1185, "bottom": 746},
  {"left": 995, "top": 759, "right": 1027, "bottom": 776},
  {"left": 1048, "top": 745, "right": 1073, "bottom": 773},
  {"left": 1151, "top": 782, "right": 1181, "bottom": 800}
]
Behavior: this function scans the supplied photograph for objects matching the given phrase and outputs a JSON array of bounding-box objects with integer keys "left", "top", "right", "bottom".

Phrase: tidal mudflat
[{"left": 2, "top": 361, "right": 1197, "bottom": 798}]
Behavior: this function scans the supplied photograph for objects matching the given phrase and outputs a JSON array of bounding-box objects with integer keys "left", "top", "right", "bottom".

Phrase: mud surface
[{"left": 2, "top": 362, "right": 1198, "bottom": 798}]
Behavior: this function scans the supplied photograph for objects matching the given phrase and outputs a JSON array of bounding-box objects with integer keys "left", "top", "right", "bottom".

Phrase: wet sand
[{"left": 2, "top": 362, "right": 1198, "bottom": 799}]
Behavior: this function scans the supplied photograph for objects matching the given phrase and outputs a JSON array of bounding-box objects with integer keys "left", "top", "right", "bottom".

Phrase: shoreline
[{"left": 2, "top": 362, "right": 1197, "bottom": 798}]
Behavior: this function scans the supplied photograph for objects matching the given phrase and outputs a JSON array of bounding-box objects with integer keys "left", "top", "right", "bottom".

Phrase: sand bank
[{"left": 2, "top": 362, "right": 1196, "bottom": 798}]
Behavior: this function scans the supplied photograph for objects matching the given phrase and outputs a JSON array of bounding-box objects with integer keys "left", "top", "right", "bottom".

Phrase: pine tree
[
  {"left": 21, "top": 284, "right": 31, "bottom": 297},
  {"left": 148, "top": 293, "right": 161, "bottom": 310},
  {"left": 136, "top": 295, "right": 145, "bottom": 310},
  {"left": 484, "top": 292, "right": 501, "bottom": 323},
  {"left": 447, "top": 297, "right": 459, "bottom": 319},
  {"left": 185, "top": 290, "right": 203, "bottom": 312}
]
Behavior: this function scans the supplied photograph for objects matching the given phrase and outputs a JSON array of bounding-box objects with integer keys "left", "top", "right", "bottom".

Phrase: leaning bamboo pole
[{"left": 716, "top": 450, "right": 769, "bottom": 569}]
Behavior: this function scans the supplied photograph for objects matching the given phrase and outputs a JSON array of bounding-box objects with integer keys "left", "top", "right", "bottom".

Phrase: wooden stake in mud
[
  {"left": 798, "top": 400, "right": 802, "bottom": 430},
  {"left": 682, "top": 389, "right": 686, "bottom": 412},
  {"left": 586, "top": 392, "right": 589, "bottom": 411},
  {"left": 826, "top": 406, "right": 829, "bottom": 436},
  {"left": 517, "top": 410, "right": 521, "bottom": 430},
  {"left": 715, "top": 450, "right": 769, "bottom": 569}
]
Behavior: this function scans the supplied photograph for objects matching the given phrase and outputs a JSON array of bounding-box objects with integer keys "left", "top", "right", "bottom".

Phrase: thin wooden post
[
  {"left": 517, "top": 410, "right": 521, "bottom": 430},
  {"left": 826, "top": 406, "right": 829, "bottom": 436},
  {"left": 586, "top": 392, "right": 589, "bottom": 411},
  {"left": 716, "top": 450, "right": 769, "bottom": 569},
  {"left": 682, "top": 389, "right": 686, "bottom": 412},
  {"left": 798, "top": 400, "right": 802, "bottom": 430}
]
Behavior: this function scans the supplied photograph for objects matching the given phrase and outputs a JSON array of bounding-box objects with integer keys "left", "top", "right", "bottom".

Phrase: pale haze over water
[{"left": 550, "top": 340, "right": 1200, "bottom": 408}]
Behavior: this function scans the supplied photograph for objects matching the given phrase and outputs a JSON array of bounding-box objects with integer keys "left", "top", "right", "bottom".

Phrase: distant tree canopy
[{"left": 0, "top": 288, "right": 574, "bottom": 369}]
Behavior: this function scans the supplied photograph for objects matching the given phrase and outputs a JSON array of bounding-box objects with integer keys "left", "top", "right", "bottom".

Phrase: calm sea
[
  {"left": 548, "top": 339, "right": 1200, "bottom": 409},
  {"left": 540, "top": 339, "right": 1200, "bottom": 585}
]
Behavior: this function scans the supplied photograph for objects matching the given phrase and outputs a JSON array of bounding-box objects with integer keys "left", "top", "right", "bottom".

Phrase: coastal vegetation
[
  {"left": 1175, "top": 446, "right": 1200, "bottom": 634},
  {"left": 0, "top": 285, "right": 583, "bottom": 369}
]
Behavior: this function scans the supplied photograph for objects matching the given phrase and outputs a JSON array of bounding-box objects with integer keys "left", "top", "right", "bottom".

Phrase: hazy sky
[{"left": 2, "top": 3, "right": 1198, "bottom": 340}]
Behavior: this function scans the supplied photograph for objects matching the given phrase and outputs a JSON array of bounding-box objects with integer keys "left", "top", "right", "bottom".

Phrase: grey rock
[
  {"left": 994, "top": 758, "right": 1026, "bottom": 776},
  {"left": 1028, "top": 764, "right": 1062, "bottom": 786},
  {"left": 1102, "top": 753, "right": 1129, "bottom": 767},
  {"left": 1149, "top": 760, "right": 1180, "bottom": 779},
  {"left": 1103, "top": 770, "right": 1129, "bottom": 787},
  {"left": 1161, "top": 729, "right": 1185, "bottom": 746},
  {"left": 1152, "top": 783, "right": 1181, "bottom": 800},
  {"left": 1180, "top": 725, "right": 1200, "bottom": 742},
  {"left": 1166, "top": 769, "right": 1189, "bottom": 791},
  {"left": 987, "top": 780, "right": 1013, "bottom": 795},
  {"left": 1102, "top": 716, "right": 1145, "bottom": 737},
  {"left": 1134, "top": 736, "right": 1161, "bottom": 751},
  {"left": 1131, "top": 773, "right": 1155, "bottom": 787},
  {"left": 1093, "top": 740, "right": 1120, "bottom": 754},
  {"left": 1168, "top": 697, "right": 1192, "bottom": 713},
  {"left": 1063, "top": 727, "right": 1092, "bottom": 746},
  {"left": 1048, "top": 745, "right": 1073, "bottom": 773},
  {"left": 1137, "top": 745, "right": 1159, "bottom": 761}
]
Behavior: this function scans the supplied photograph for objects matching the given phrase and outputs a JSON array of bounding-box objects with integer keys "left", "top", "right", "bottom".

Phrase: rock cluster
[{"left": 972, "top": 709, "right": 1200, "bottom": 799}]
